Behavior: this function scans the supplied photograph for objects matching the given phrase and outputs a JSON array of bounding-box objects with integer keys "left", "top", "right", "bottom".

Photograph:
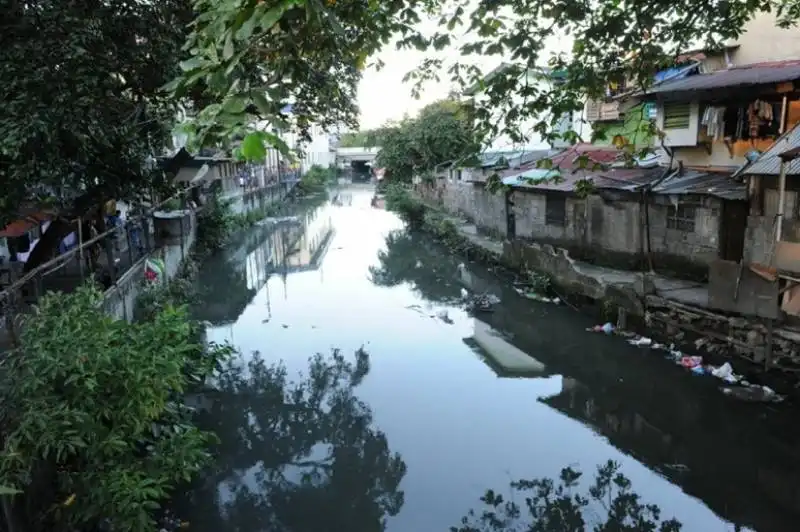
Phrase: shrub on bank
[
  {"left": 384, "top": 184, "right": 426, "bottom": 227},
  {"left": 296, "top": 164, "right": 336, "bottom": 195},
  {"left": 196, "top": 198, "right": 283, "bottom": 254},
  {"left": 0, "top": 285, "right": 232, "bottom": 532},
  {"left": 196, "top": 197, "right": 235, "bottom": 252}
]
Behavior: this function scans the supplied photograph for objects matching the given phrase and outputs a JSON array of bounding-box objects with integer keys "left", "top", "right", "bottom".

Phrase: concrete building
[{"left": 464, "top": 64, "right": 589, "bottom": 152}]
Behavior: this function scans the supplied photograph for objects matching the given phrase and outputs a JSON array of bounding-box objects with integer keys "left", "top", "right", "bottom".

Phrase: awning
[
  {"left": 646, "top": 60, "right": 800, "bottom": 97},
  {"left": 0, "top": 213, "right": 50, "bottom": 238}
]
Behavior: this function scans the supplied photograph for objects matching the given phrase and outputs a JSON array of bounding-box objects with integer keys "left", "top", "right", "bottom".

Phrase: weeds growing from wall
[
  {"left": 196, "top": 198, "right": 284, "bottom": 255},
  {"left": 0, "top": 284, "right": 234, "bottom": 532},
  {"left": 196, "top": 198, "right": 235, "bottom": 253}
]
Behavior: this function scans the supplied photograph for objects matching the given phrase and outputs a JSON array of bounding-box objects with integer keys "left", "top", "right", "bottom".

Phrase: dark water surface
[{"left": 179, "top": 187, "right": 800, "bottom": 532}]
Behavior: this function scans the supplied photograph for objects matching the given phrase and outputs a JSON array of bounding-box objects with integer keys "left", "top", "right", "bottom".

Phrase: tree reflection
[
  {"left": 369, "top": 230, "right": 464, "bottom": 303},
  {"left": 179, "top": 348, "right": 406, "bottom": 532},
  {"left": 454, "top": 461, "right": 682, "bottom": 532}
]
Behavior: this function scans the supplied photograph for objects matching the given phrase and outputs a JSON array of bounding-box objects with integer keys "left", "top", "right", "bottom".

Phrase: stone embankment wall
[{"left": 419, "top": 179, "right": 725, "bottom": 280}]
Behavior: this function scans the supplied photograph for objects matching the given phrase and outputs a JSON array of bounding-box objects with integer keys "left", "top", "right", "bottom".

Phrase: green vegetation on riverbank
[
  {"left": 296, "top": 165, "right": 337, "bottom": 195},
  {"left": 0, "top": 269, "right": 233, "bottom": 531},
  {"left": 196, "top": 198, "right": 285, "bottom": 254},
  {"left": 384, "top": 184, "right": 498, "bottom": 264}
]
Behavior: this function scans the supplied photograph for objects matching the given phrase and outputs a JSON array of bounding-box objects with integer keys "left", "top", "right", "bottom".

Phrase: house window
[
  {"left": 545, "top": 196, "right": 566, "bottom": 227},
  {"left": 667, "top": 204, "right": 696, "bottom": 232},
  {"left": 663, "top": 103, "right": 692, "bottom": 130}
]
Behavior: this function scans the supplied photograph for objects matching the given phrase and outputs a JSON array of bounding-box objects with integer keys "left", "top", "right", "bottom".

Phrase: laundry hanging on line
[{"left": 701, "top": 106, "right": 725, "bottom": 141}]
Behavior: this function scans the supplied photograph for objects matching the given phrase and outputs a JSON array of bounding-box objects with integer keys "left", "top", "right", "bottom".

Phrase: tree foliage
[
  {"left": 0, "top": 0, "right": 193, "bottom": 225},
  {"left": 168, "top": 0, "right": 436, "bottom": 160},
  {"left": 338, "top": 127, "right": 394, "bottom": 148},
  {"left": 375, "top": 100, "right": 479, "bottom": 183},
  {"left": 0, "top": 286, "right": 232, "bottom": 531},
  {"left": 407, "top": 0, "right": 800, "bottom": 153}
]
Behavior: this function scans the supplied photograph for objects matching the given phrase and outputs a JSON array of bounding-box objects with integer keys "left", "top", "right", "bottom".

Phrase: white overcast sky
[{"left": 356, "top": 11, "right": 573, "bottom": 130}]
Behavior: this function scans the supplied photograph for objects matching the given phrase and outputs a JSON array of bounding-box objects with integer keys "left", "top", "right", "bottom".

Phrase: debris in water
[
  {"left": 588, "top": 322, "right": 615, "bottom": 335},
  {"left": 435, "top": 309, "right": 454, "bottom": 324},
  {"left": 664, "top": 463, "right": 690, "bottom": 473},
  {"left": 465, "top": 293, "right": 500, "bottom": 312},
  {"left": 628, "top": 336, "right": 653, "bottom": 347},
  {"left": 722, "top": 385, "right": 784, "bottom": 403}
]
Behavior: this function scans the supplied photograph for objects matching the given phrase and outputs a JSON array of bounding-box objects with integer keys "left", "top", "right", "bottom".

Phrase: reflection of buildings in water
[
  {"left": 276, "top": 208, "right": 335, "bottom": 274},
  {"left": 464, "top": 319, "right": 547, "bottom": 378}
]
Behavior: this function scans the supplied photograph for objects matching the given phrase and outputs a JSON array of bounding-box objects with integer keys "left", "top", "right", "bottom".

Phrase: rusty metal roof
[
  {"left": 502, "top": 164, "right": 746, "bottom": 200},
  {"left": 502, "top": 166, "right": 663, "bottom": 193},
  {"left": 741, "top": 122, "right": 800, "bottom": 176},
  {"left": 652, "top": 170, "right": 747, "bottom": 201},
  {"left": 646, "top": 60, "right": 800, "bottom": 96}
]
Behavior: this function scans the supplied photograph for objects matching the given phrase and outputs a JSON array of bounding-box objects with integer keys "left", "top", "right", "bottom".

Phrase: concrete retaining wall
[
  {"left": 103, "top": 210, "right": 197, "bottom": 322},
  {"left": 422, "top": 179, "right": 725, "bottom": 277}
]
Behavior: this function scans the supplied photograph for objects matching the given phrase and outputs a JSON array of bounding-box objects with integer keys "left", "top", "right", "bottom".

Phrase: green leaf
[
  {"left": 222, "top": 33, "right": 235, "bottom": 60},
  {"left": 235, "top": 10, "right": 257, "bottom": 40},
  {"left": 261, "top": 5, "right": 288, "bottom": 31},
  {"left": 259, "top": 131, "right": 291, "bottom": 155},
  {"left": 252, "top": 91, "right": 272, "bottom": 116},
  {"left": 222, "top": 94, "right": 248, "bottom": 114},
  {"left": 0, "top": 486, "right": 21, "bottom": 496},
  {"left": 179, "top": 57, "right": 206, "bottom": 72},
  {"left": 241, "top": 133, "right": 267, "bottom": 161}
]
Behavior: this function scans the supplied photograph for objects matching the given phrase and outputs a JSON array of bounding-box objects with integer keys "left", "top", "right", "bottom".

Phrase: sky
[{"left": 355, "top": 12, "right": 573, "bottom": 132}]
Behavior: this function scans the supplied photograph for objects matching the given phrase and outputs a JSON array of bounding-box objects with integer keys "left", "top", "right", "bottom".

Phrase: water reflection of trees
[
  {"left": 369, "top": 230, "right": 464, "bottom": 303},
  {"left": 178, "top": 349, "right": 406, "bottom": 532}
]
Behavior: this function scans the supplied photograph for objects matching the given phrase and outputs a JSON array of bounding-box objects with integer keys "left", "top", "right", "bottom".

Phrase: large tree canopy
[
  {"left": 407, "top": 1, "right": 800, "bottom": 154},
  {"left": 169, "top": 0, "right": 435, "bottom": 161},
  {"left": 0, "top": 0, "right": 192, "bottom": 225},
  {"left": 374, "top": 100, "right": 479, "bottom": 182}
]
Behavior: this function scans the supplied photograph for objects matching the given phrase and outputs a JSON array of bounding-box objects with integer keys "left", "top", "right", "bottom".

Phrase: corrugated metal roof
[
  {"left": 476, "top": 149, "right": 558, "bottom": 169},
  {"left": 502, "top": 166, "right": 663, "bottom": 193},
  {"left": 647, "top": 60, "right": 800, "bottom": 96},
  {"left": 741, "top": 122, "right": 800, "bottom": 176},
  {"left": 501, "top": 164, "right": 745, "bottom": 200},
  {"left": 652, "top": 170, "right": 747, "bottom": 201},
  {"left": 549, "top": 143, "right": 622, "bottom": 169}
]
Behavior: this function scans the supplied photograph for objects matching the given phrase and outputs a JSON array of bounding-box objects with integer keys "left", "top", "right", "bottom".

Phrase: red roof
[
  {"left": 550, "top": 144, "right": 622, "bottom": 169},
  {"left": 497, "top": 144, "right": 624, "bottom": 179},
  {"left": 0, "top": 213, "right": 51, "bottom": 238}
]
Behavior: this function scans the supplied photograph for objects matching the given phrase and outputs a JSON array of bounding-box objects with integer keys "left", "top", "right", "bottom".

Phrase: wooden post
[
  {"left": 776, "top": 160, "right": 788, "bottom": 243},
  {"left": 765, "top": 319, "right": 774, "bottom": 372},
  {"left": 77, "top": 217, "right": 84, "bottom": 281},
  {"left": 616, "top": 306, "right": 627, "bottom": 331}
]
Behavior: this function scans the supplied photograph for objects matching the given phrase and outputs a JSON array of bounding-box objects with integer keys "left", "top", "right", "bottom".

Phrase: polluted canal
[{"left": 176, "top": 187, "right": 800, "bottom": 532}]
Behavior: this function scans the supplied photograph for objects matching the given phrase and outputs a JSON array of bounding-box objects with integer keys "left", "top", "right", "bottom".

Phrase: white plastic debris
[
  {"left": 711, "top": 362, "right": 733, "bottom": 380},
  {"left": 628, "top": 336, "right": 652, "bottom": 347}
]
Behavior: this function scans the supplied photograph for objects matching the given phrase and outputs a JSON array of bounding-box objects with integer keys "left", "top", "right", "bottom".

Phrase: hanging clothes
[
  {"left": 701, "top": 106, "right": 725, "bottom": 141},
  {"left": 747, "top": 100, "right": 775, "bottom": 137}
]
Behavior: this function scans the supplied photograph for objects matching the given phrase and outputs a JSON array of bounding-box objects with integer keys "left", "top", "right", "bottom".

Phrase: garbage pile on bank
[{"left": 588, "top": 322, "right": 784, "bottom": 404}]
